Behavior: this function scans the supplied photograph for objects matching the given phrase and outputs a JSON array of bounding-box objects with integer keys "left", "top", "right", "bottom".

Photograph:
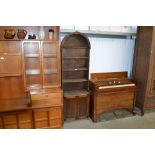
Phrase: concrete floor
[{"left": 64, "top": 109, "right": 155, "bottom": 129}]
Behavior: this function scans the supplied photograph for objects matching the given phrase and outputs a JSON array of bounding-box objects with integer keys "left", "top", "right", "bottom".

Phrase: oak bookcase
[{"left": 61, "top": 32, "right": 91, "bottom": 120}]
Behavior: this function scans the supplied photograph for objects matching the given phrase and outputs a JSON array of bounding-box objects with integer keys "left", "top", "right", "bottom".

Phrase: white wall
[
  {"left": 89, "top": 37, "right": 135, "bottom": 77},
  {"left": 61, "top": 34, "right": 136, "bottom": 78}
]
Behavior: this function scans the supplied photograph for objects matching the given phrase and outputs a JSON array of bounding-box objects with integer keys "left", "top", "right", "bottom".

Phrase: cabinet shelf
[
  {"left": 24, "top": 54, "right": 40, "bottom": 58},
  {"left": 0, "top": 53, "right": 21, "bottom": 56},
  {"left": 0, "top": 73, "right": 22, "bottom": 78},
  {"left": 63, "top": 78, "right": 88, "bottom": 83},
  {"left": 44, "top": 69, "right": 58, "bottom": 74},
  {"left": 63, "top": 68, "right": 88, "bottom": 71},
  {"left": 64, "top": 89, "right": 89, "bottom": 98},
  {"left": 43, "top": 54, "right": 57, "bottom": 58},
  {"left": 0, "top": 39, "right": 59, "bottom": 42},
  {"left": 63, "top": 56, "right": 88, "bottom": 59}
]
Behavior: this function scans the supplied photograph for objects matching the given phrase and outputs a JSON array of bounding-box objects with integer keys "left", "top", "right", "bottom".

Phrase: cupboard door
[
  {"left": 0, "top": 41, "right": 21, "bottom": 54},
  {"left": 33, "top": 109, "right": 49, "bottom": 129},
  {"left": 0, "top": 54, "right": 22, "bottom": 76},
  {"left": 64, "top": 98, "right": 77, "bottom": 119},
  {"left": 18, "top": 111, "right": 33, "bottom": 129},
  {"left": 78, "top": 96, "right": 89, "bottom": 118},
  {"left": 49, "top": 107, "right": 63, "bottom": 128},
  {"left": 23, "top": 41, "right": 42, "bottom": 89},
  {"left": 42, "top": 42, "right": 60, "bottom": 88},
  {"left": 33, "top": 107, "right": 63, "bottom": 129},
  {"left": 3, "top": 114, "right": 18, "bottom": 129}
]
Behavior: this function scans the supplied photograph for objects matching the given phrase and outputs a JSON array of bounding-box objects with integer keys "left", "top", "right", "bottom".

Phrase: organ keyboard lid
[{"left": 90, "top": 72, "right": 136, "bottom": 91}]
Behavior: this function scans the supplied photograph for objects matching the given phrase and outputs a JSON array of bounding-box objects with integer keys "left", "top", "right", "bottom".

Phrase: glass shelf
[
  {"left": 43, "top": 54, "right": 57, "bottom": 58},
  {"left": 44, "top": 69, "right": 58, "bottom": 74},
  {"left": 26, "top": 69, "right": 40, "bottom": 75}
]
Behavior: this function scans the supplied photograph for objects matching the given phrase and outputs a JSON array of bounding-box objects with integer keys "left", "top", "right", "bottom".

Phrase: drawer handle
[{"left": 0, "top": 57, "right": 4, "bottom": 60}]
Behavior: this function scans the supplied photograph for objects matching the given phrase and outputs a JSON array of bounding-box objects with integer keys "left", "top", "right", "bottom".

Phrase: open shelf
[
  {"left": 63, "top": 56, "right": 88, "bottom": 59},
  {"left": 64, "top": 89, "right": 89, "bottom": 98},
  {"left": 63, "top": 68, "right": 88, "bottom": 71},
  {"left": 63, "top": 78, "right": 88, "bottom": 83}
]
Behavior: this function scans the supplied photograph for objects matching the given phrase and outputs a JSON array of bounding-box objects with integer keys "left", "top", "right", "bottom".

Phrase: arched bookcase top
[{"left": 61, "top": 31, "right": 91, "bottom": 49}]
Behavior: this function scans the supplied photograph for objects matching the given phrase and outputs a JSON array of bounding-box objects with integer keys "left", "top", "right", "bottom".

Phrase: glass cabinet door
[
  {"left": 23, "top": 41, "right": 42, "bottom": 90},
  {"left": 42, "top": 41, "right": 60, "bottom": 88}
]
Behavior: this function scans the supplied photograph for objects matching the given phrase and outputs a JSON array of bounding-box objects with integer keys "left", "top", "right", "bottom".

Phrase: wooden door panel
[{"left": 0, "top": 55, "right": 21, "bottom": 75}]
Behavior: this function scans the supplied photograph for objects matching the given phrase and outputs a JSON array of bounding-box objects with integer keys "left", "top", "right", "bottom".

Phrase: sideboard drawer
[{"left": 31, "top": 91, "right": 62, "bottom": 107}]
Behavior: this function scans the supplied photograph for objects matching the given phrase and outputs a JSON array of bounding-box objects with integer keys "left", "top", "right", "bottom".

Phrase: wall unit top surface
[{"left": 0, "top": 26, "right": 60, "bottom": 41}]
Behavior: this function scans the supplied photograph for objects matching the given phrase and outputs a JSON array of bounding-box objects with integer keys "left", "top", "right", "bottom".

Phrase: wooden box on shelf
[
  {"left": 61, "top": 32, "right": 91, "bottom": 120},
  {"left": 89, "top": 72, "right": 137, "bottom": 122}
]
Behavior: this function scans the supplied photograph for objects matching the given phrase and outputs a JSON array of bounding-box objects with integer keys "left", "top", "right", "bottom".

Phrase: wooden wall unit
[
  {"left": 61, "top": 32, "right": 91, "bottom": 120},
  {"left": 133, "top": 26, "right": 155, "bottom": 115},
  {"left": 0, "top": 26, "right": 63, "bottom": 129}
]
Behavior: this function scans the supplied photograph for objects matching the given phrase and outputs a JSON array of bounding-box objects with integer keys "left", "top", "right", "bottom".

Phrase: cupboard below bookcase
[
  {"left": 0, "top": 26, "right": 63, "bottom": 129},
  {"left": 61, "top": 32, "right": 91, "bottom": 120}
]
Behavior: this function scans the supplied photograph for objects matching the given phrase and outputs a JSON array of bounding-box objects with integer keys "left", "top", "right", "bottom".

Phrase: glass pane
[
  {"left": 23, "top": 42, "right": 39, "bottom": 56},
  {"left": 26, "top": 74, "right": 42, "bottom": 88},
  {"left": 44, "top": 74, "right": 58, "bottom": 86},
  {"left": 43, "top": 43, "right": 57, "bottom": 56},
  {"left": 23, "top": 42, "right": 41, "bottom": 89}
]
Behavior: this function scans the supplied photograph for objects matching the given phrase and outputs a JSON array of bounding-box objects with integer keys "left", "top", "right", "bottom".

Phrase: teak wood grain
[{"left": 0, "top": 26, "right": 63, "bottom": 129}]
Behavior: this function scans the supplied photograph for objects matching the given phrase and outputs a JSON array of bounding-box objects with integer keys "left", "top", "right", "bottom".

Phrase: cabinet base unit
[
  {"left": 0, "top": 110, "right": 33, "bottom": 129},
  {"left": 64, "top": 91, "right": 89, "bottom": 120},
  {"left": 0, "top": 106, "right": 63, "bottom": 129},
  {"left": 0, "top": 88, "right": 64, "bottom": 129},
  {"left": 89, "top": 72, "right": 136, "bottom": 122}
]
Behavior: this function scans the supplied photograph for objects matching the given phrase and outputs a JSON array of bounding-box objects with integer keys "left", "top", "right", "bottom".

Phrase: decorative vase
[
  {"left": 17, "top": 29, "right": 27, "bottom": 39},
  {"left": 4, "top": 30, "right": 16, "bottom": 39},
  {"left": 39, "top": 26, "right": 45, "bottom": 40}
]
